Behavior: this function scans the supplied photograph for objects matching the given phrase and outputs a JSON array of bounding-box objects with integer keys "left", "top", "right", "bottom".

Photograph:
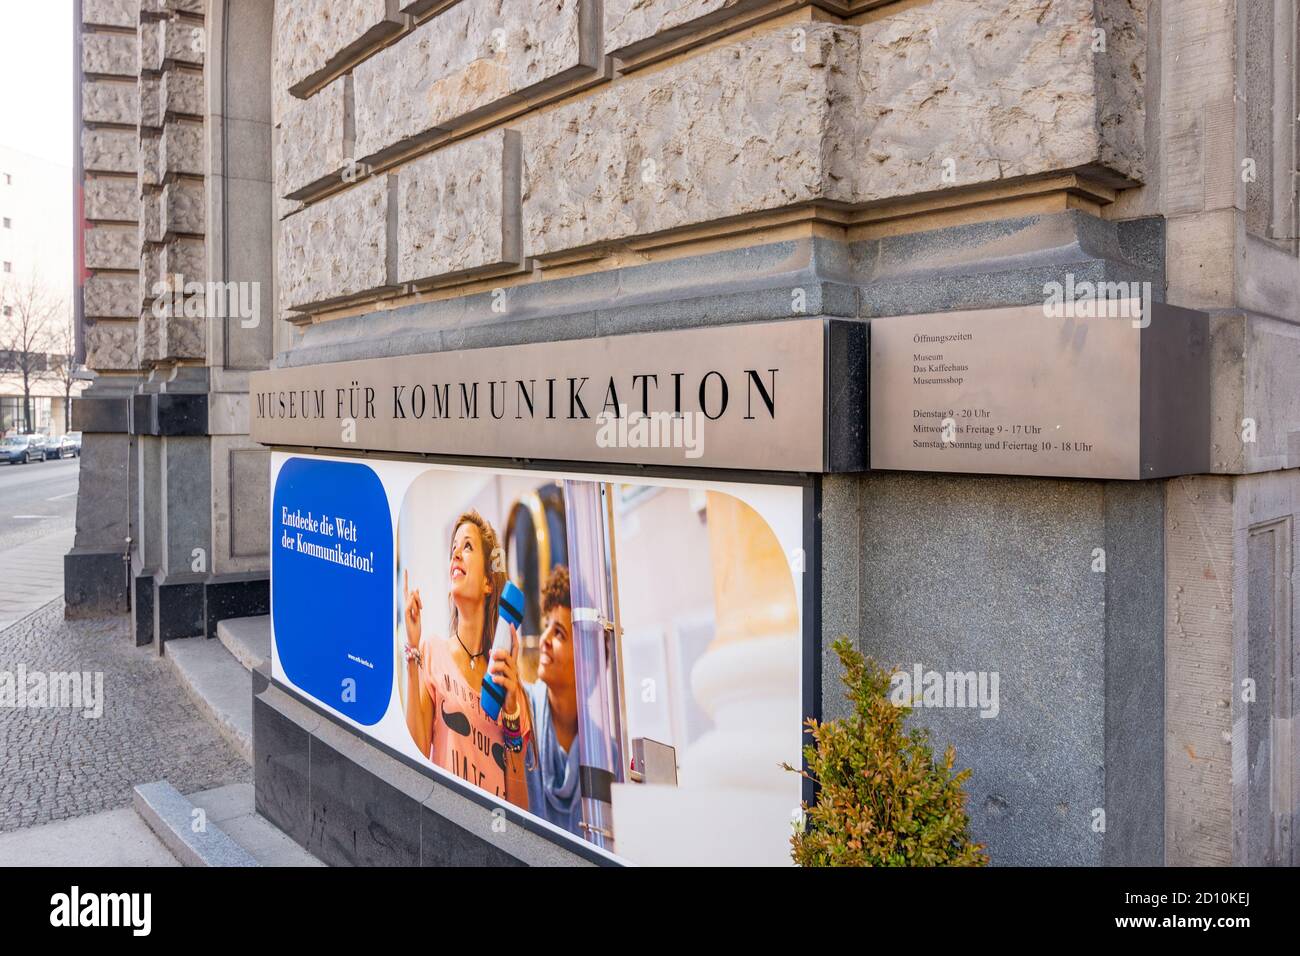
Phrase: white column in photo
[{"left": 612, "top": 491, "right": 802, "bottom": 866}]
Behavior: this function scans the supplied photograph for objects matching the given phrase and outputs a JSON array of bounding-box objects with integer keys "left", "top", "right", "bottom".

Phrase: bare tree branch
[
  {"left": 0, "top": 269, "right": 66, "bottom": 433},
  {"left": 48, "top": 316, "right": 79, "bottom": 432}
]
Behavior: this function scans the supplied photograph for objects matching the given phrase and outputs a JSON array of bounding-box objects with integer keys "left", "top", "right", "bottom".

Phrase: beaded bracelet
[{"left": 503, "top": 723, "right": 525, "bottom": 751}]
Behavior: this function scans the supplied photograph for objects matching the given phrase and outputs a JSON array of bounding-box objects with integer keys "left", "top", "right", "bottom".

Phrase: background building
[
  {"left": 0, "top": 144, "right": 73, "bottom": 289},
  {"left": 0, "top": 146, "right": 78, "bottom": 437},
  {"left": 72, "top": 0, "right": 1300, "bottom": 866}
]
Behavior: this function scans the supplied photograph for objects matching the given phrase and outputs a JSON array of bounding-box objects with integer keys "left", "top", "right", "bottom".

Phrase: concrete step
[
  {"left": 133, "top": 780, "right": 259, "bottom": 867},
  {"left": 217, "top": 614, "right": 271, "bottom": 672},
  {"left": 188, "top": 782, "right": 324, "bottom": 867},
  {"left": 163, "top": 636, "right": 252, "bottom": 763}
]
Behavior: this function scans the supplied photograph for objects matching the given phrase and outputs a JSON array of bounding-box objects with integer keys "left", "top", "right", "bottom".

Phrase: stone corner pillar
[{"left": 64, "top": 377, "right": 137, "bottom": 619}]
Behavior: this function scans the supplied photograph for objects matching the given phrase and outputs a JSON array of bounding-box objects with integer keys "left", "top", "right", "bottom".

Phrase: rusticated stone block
[
  {"left": 140, "top": 134, "right": 163, "bottom": 187},
  {"left": 84, "top": 129, "right": 139, "bottom": 174},
  {"left": 163, "top": 0, "right": 205, "bottom": 14},
  {"left": 139, "top": 20, "right": 164, "bottom": 73},
  {"left": 516, "top": 3, "right": 1144, "bottom": 258},
  {"left": 276, "top": 75, "right": 348, "bottom": 198},
  {"left": 834, "top": 0, "right": 1145, "bottom": 199},
  {"left": 520, "top": 23, "right": 836, "bottom": 257},
  {"left": 83, "top": 31, "right": 137, "bottom": 77},
  {"left": 161, "top": 18, "right": 205, "bottom": 67},
  {"left": 276, "top": 0, "right": 405, "bottom": 97},
  {"left": 84, "top": 319, "right": 139, "bottom": 371},
  {"left": 279, "top": 175, "right": 395, "bottom": 310},
  {"left": 140, "top": 75, "right": 164, "bottom": 129},
  {"left": 604, "top": 0, "right": 749, "bottom": 55},
  {"left": 162, "top": 69, "right": 204, "bottom": 117},
  {"left": 82, "top": 79, "right": 138, "bottom": 125},
  {"left": 140, "top": 193, "right": 163, "bottom": 244},
  {"left": 162, "top": 180, "right": 206, "bottom": 236},
  {"left": 84, "top": 0, "right": 138, "bottom": 28},
  {"left": 140, "top": 247, "right": 163, "bottom": 307},
  {"left": 353, "top": 0, "right": 596, "bottom": 162},
  {"left": 397, "top": 128, "right": 522, "bottom": 283},
  {"left": 137, "top": 308, "right": 161, "bottom": 365},
  {"left": 161, "top": 237, "right": 207, "bottom": 284},
  {"left": 1095, "top": 0, "right": 1146, "bottom": 177},
  {"left": 85, "top": 176, "right": 139, "bottom": 222},
  {"left": 160, "top": 120, "right": 205, "bottom": 178},
  {"left": 84, "top": 273, "right": 139, "bottom": 319},
  {"left": 159, "top": 311, "right": 206, "bottom": 361}
]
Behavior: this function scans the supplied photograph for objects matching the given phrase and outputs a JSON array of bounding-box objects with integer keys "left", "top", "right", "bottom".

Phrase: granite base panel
[
  {"left": 63, "top": 549, "right": 129, "bottom": 619},
  {"left": 253, "top": 678, "right": 602, "bottom": 867},
  {"left": 204, "top": 575, "right": 269, "bottom": 639},
  {"left": 133, "top": 573, "right": 154, "bottom": 647},
  {"left": 154, "top": 578, "right": 206, "bottom": 644},
  {"left": 833, "top": 472, "right": 1166, "bottom": 867},
  {"left": 71, "top": 395, "right": 131, "bottom": 433},
  {"left": 130, "top": 572, "right": 270, "bottom": 645}
]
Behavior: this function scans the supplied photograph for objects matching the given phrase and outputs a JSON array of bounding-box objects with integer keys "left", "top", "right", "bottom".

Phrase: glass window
[
  {"left": 1, "top": 397, "right": 25, "bottom": 434},
  {"left": 0, "top": 396, "right": 51, "bottom": 434}
]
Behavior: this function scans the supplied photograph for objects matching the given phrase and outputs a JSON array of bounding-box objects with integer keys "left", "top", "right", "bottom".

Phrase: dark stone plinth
[
  {"left": 63, "top": 549, "right": 128, "bottom": 619},
  {"left": 154, "top": 576, "right": 205, "bottom": 644},
  {"left": 308, "top": 736, "right": 426, "bottom": 867},
  {"left": 253, "top": 678, "right": 316, "bottom": 849},
  {"left": 133, "top": 573, "right": 155, "bottom": 646},
  {"left": 132, "top": 392, "right": 209, "bottom": 437},
  {"left": 204, "top": 574, "right": 269, "bottom": 639},
  {"left": 253, "top": 678, "right": 607, "bottom": 866},
  {"left": 71, "top": 395, "right": 130, "bottom": 433},
  {"left": 420, "top": 804, "right": 527, "bottom": 868},
  {"left": 130, "top": 572, "right": 270, "bottom": 645}
]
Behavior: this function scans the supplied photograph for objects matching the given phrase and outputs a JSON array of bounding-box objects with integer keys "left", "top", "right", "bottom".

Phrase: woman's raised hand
[
  {"left": 489, "top": 622, "right": 522, "bottom": 719},
  {"left": 403, "top": 568, "right": 423, "bottom": 649}
]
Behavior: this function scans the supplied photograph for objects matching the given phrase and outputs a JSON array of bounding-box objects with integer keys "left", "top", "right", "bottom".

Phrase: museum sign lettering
[{"left": 250, "top": 318, "right": 868, "bottom": 473}]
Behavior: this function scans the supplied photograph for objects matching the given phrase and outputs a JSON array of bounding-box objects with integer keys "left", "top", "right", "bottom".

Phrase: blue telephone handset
[{"left": 480, "top": 580, "right": 524, "bottom": 720}]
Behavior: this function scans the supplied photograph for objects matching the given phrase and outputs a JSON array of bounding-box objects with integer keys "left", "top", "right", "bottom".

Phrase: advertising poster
[{"left": 271, "top": 452, "right": 805, "bottom": 865}]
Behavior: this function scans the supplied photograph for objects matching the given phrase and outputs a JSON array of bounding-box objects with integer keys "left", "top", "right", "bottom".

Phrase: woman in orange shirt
[{"left": 403, "top": 510, "right": 529, "bottom": 810}]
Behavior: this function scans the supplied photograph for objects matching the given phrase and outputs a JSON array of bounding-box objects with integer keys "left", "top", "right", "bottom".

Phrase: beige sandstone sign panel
[
  {"left": 869, "top": 302, "right": 1209, "bottom": 480},
  {"left": 251, "top": 318, "right": 865, "bottom": 473}
]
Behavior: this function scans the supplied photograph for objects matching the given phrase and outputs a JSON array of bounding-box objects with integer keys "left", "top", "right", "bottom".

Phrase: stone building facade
[
  {"left": 72, "top": 0, "right": 1300, "bottom": 866},
  {"left": 71, "top": 0, "right": 273, "bottom": 640}
]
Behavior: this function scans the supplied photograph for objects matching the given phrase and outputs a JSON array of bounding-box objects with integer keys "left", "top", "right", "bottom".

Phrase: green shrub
[{"left": 787, "top": 637, "right": 988, "bottom": 866}]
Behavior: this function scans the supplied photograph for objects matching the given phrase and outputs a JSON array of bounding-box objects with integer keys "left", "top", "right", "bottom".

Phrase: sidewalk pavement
[
  {"left": 0, "top": 527, "right": 76, "bottom": 632},
  {"left": 0, "top": 806, "right": 180, "bottom": 866},
  {"left": 0, "top": 600, "right": 250, "bottom": 835},
  {"left": 0, "top": 782, "right": 325, "bottom": 866}
]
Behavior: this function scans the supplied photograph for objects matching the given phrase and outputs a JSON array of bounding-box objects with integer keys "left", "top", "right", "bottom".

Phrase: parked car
[
  {"left": 36, "top": 435, "right": 61, "bottom": 460},
  {"left": 57, "top": 434, "right": 82, "bottom": 458},
  {"left": 34, "top": 435, "right": 58, "bottom": 461},
  {"left": 1, "top": 435, "right": 44, "bottom": 464}
]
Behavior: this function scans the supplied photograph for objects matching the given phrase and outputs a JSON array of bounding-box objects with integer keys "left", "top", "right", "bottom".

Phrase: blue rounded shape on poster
[{"left": 272, "top": 457, "right": 393, "bottom": 726}]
